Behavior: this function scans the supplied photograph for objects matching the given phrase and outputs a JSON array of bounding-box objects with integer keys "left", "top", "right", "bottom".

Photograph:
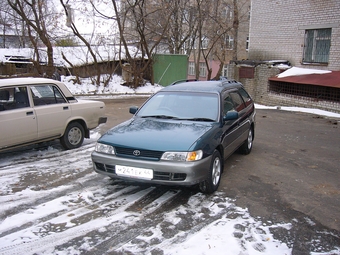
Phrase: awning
[{"left": 269, "top": 71, "right": 340, "bottom": 89}]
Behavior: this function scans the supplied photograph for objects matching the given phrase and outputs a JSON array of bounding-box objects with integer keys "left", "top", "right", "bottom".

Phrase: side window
[
  {"left": 223, "top": 94, "right": 235, "bottom": 114},
  {"left": 30, "top": 85, "right": 66, "bottom": 106},
  {"left": 0, "top": 86, "right": 29, "bottom": 111},
  {"left": 0, "top": 89, "right": 10, "bottom": 111},
  {"left": 238, "top": 87, "right": 252, "bottom": 107},
  {"left": 230, "top": 92, "right": 246, "bottom": 112}
]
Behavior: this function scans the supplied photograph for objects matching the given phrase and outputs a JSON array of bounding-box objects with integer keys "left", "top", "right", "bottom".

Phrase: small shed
[{"left": 153, "top": 54, "right": 188, "bottom": 86}]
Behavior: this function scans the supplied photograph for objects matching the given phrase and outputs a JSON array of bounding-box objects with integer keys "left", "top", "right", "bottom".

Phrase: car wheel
[
  {"left": 239, "top": 127, "right": 253, "bottom": 155},
  {"left": 60, "top": 122, "right": 84, "bottom": 150},
  {"left": 199, "top": 150, "right": 222, "bottom": 194}
]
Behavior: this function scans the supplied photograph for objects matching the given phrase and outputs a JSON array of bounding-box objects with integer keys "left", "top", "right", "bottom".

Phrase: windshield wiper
[
  {"left": 140, "top": 115, "right": 177, "bottom": 119},
  {"left": 178, "top": 117, "right": 215, "bottom": 122}
]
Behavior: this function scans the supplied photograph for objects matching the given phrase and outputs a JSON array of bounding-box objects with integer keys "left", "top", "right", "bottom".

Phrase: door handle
[
  {"left": 63, "top": 106, "right": 69, "bottom": 110},
  {"left": 26, "top": 111, "right": 34, "bottom": 116}
]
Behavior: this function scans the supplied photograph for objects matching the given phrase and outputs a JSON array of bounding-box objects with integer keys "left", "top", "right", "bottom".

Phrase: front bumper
[{"left": 91, "top": 151, "right": 212, "bottom": 186}]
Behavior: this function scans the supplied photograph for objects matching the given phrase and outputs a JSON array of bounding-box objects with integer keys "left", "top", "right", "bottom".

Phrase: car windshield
[{"left": 136, "top": 91, "right": 219, "bottom": 121}]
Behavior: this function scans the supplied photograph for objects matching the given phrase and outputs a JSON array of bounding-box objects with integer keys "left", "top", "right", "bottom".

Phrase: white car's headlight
[
  {"left": 161, "top": 150, "right": 203, "bottom": 161},
  {"left": 95, "top": 142, "right": 115, "bottom": 154}
]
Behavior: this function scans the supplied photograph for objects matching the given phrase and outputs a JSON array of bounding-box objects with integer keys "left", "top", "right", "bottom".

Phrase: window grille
[
  {"left": 269, "top": 81, "right": 340, "bottom": 103},
  {"left": 303, "top": 28, "right": 331, "bottom": 64}
]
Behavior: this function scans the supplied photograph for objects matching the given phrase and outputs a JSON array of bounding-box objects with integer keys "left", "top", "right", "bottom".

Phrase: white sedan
[{"left": 0, "top": 77, "right": 107, "bottom": 151}]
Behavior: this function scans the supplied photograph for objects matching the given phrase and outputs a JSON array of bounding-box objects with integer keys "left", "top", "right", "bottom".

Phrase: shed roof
[{"left": 269, "top": 71, "right": 340, "bottom": 88}]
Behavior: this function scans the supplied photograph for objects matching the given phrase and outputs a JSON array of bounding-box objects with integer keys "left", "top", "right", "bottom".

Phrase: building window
[
  {"left": 223, "top": 64, "right": 229, "bottom": 78},
  {"left": 226, "top": 35, "right": 234, "bottom": 50},
  {"left": 188, "top": 62, "right": 195, "bottom": 76},
  {"left": 303, "top": 28, "right": 331, "bottom": 64},
  {"left": 223, "top": 5, "right": 233, "bottom": 21},
  {"left": 246, "top": 36, "right": 249, "bottom": 51},
  {"left": 199, "top": 62, "right": 206, "bottom": 77},
  {"left": 201, "top": 38, "right": 209, "bottom": 49}
]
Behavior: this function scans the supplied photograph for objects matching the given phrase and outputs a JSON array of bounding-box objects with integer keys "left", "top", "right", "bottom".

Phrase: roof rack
[
  {"left": 170, "top": 79, "right": 197, "bottom": 85},
  {"left": 170, "top": 77, "right": 239, "bottom": 86}
]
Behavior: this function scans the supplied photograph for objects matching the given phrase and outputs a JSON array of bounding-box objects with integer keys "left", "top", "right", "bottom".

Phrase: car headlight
[
  {"left": 95, "top": 142, "right": 115, "bottom": 154},
  {"left": 161, "top": 150, "right": 203, "bottom": 161}
]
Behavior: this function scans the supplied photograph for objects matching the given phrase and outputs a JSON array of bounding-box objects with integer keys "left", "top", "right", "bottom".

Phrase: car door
[
  {"left": 0, "top": 86, "right": 38, "bottom": 149},
  {"left": 30, "top": 84, "right": 71, "bottom": 139},
  {"left": 221, "top": 92, "right": 240, "bottom": 158},
  {"left": 229, "top": 91, "right": 249, "bottom": 142}
]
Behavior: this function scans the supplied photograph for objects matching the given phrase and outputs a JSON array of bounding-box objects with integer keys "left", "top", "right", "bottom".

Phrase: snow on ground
[
  {"left": 0, "top": 74, "right": 339, "bottom": 254},
  {"left": 62, "top": 74, "right": 162, "bottom": 95}
]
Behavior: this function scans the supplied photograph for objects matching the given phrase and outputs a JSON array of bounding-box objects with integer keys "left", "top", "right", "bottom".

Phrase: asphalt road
[
  {"left": 99, "top": 97, "right": 340, "bottom": 233},
  {"left": 0, "top": 96, "right": 339, "bottom": 254}
]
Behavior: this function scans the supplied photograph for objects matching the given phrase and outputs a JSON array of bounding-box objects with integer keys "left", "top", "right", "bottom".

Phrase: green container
[{"left": 153, "top": 54, "right": 188, "bottom": 86}]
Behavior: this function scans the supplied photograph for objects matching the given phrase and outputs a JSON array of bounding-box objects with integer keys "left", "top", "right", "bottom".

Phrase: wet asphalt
[{"left": 99, "top": 97, "right": 340, "bottom": 254}]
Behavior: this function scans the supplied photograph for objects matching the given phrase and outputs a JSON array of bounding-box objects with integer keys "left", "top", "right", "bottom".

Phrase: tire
[
  {"left": 199, "top": 150, "right": 222, "bottom": 194},
  {"left": 239, "top": 127, "right": 253, "bottom": 155},
  {"left": 60, "top": 122, "right": 85, "bottom": 150}
]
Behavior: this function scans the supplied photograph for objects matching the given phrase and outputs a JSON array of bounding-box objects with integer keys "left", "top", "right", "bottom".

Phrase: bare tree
[
  {"left": 111, "top": 0, "right": 171, "bottom": 87},
  {"left": 189, "top": 0, "right": 249, "bottom": 80},
  {"left": 7, "top": 0, "right": 58, "bottom": 76},
  {"left": 60, "top": 0, "right": 105, "bottom": 85},
  {"left": 0, "top": 2, "right": 12, "bottom": 48}
]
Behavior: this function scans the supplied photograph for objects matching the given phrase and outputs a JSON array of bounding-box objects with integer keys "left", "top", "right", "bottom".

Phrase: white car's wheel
[{"left": 60, "top": 122, "right": 84, "bottom": 150}]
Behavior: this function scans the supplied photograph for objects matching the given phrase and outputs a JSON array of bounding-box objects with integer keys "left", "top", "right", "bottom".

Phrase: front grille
[
  {"left": 153, "top": 171, "right": 186, "bottom": 181},
  {"left": 94, "top": 162, "right": 186, "bottom": 182},
  {"left": 95, "top": 162, "right": 115, "bottom": 173},
  {"left": 115, "top": 147, "right": 163, "bottom": 160}
]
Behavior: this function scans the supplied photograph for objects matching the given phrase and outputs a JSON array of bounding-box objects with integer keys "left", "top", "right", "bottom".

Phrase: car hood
[{"left": 99, "top": 117, "right": 214, "bottom": 151}]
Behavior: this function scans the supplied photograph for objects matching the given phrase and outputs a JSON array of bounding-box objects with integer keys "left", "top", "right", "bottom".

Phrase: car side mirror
[
  {"left": 223, "top": 111, "right": 238, "bottom": 121},
  {"left": 129, "top": 106, "right": 138, "bottom": 114}
]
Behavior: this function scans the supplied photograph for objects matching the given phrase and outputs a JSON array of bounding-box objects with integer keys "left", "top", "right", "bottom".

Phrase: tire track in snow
[{"left": 0, "top": 185, "right": 184, "bottom": 255}]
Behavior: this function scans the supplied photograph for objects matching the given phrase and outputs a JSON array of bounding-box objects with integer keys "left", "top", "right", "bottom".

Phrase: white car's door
[
  {"left": 0, "top": 86, "right": 38, "bottom": 149},
  {"left": 30, "top": 84, "right": 71, "bottom": 139}
]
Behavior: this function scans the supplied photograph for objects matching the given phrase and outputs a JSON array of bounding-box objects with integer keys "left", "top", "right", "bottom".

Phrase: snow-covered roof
[
  {"left": 270, "top": 67, "right": 339, "bottom": 88},
  {"left": 277, "top": 67, "right": 331, "bottom": 78},
  {"left": 0, "top": 45, "right": 141, "bottom": 68}
]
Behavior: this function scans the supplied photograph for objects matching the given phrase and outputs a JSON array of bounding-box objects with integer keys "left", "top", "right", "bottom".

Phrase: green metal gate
[{"left": 153, "top": 54, "right": 188, "bottom": 86}]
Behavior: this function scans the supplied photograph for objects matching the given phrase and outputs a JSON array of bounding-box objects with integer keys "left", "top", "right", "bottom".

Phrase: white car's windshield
[{"left": 137, "top": 92, "right": 219, "bottom": 121}]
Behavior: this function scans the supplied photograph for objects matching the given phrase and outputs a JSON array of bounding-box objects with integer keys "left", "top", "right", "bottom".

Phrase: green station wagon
[{"left": 92, "top": 79, "right": 255, "bottom": 193}]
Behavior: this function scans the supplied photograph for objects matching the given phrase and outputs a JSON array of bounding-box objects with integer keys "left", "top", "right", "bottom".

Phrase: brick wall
[
  {"left": 249, "top": 0, "right": 340, "bottom": 71},
  {"left": 229, "top": 63, "right": 340, "bottom": 114}
]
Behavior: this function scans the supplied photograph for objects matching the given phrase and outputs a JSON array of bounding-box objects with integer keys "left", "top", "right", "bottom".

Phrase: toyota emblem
[{"left": 133, "top": 150, "right": 141, "bottom": 156}]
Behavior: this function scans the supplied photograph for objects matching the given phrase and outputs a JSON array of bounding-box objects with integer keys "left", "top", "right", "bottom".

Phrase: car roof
[
  {"left": 161, "top": 80, "right": 243, "bottom": 94},
  {"left": 0, "top": 77, "right": 61, "bottom": 88},
  {"left": 0, "top": 77, "right": 74, "bottom": 97}
]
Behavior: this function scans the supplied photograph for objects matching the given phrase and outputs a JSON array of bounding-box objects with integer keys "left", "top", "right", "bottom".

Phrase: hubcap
[
  {"left": 68, "top": 127, "right": 82, "bottom": 145},
  {"left": 248, "top": 129, "right": 253, "bottom": 149},
  {"left": 212, "top": 157, "right": 221, "bottom": 185}
]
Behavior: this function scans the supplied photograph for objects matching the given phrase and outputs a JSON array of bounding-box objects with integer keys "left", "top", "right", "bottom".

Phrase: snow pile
[{"left": 62, "top": 75, "right": 163, "bottom": 95}]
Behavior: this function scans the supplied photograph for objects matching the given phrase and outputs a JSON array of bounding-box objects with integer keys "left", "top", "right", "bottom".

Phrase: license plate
[{"left": 115, "top": 165, "right": 153, "bottom": 180}]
